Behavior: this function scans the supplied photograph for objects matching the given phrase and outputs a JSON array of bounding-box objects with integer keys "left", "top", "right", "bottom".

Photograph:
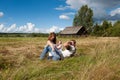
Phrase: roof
[{"left": 60, "top": 26, "right": 84, "bottom": 34}]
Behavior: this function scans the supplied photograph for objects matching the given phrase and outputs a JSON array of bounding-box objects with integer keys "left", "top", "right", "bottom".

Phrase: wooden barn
[{"left": 60, "top": 26, "right": 87, "bottom": 37}]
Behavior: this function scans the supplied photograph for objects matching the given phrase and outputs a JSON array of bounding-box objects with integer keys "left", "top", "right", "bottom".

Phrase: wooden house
[{"left": 60, "top": 26, "right": 87, "bottom": 37}]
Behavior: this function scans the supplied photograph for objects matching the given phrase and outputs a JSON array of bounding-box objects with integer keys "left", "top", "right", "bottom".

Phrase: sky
[{"left": 0, "top": 0, "right": 120, "bottom": 33}]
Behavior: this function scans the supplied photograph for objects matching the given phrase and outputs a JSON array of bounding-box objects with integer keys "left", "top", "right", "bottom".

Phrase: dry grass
[{"left": 0, "top": 37, "right": 120, "bottom": 80}]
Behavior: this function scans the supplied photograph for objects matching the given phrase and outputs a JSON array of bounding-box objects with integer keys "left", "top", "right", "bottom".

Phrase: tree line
[
  {"left": 73, "top": 5, "right": 120, "bottom": 37},
  {"left": 0, "top": 33, "right": 49, "bottom": 37}
]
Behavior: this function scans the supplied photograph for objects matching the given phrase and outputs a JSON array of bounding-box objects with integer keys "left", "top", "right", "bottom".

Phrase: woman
[{"left": 40, "top": 32, "right": 60, "bottom": 60}]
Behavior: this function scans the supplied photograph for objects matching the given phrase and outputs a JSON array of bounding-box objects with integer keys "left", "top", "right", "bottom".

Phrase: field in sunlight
[{"left": 0, "top": 37, "right": 120, "bottom": 80}]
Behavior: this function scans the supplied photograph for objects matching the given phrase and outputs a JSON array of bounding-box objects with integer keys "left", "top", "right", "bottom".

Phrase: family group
[{"left": 40, "top": 32, "right": 76, "bottom": 61}]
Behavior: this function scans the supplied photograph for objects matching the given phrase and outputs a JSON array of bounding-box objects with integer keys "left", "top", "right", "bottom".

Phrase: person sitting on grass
[
  {"left": 39, "top": 32, "right": 60, "bottom": 61},
  {"left": 48, "top": 40, "right": 76, "bottom": 60}
]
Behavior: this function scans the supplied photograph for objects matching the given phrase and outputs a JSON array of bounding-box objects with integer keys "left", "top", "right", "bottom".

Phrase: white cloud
[
  {"left": 56, "top": 0, "right": 87, "bottom": 10},
  {"left": 57, "top": 0, "right": 120, "bottom": 21},
  {"left": 59, "top": 15, "right": 70, "bottom": 20},
  {"left": 0, "top": 12, "right": 4, "bottom": 17},
  {"left": 17, "top": 23, "right": 41, "bottom": 33},
  {"left": 66, "top": 0, "right": 87, "bottom": 9},
  {"left": 59, "top": 12, "right": 74, "bottom": 20},
  {"left": 110, "top": 8, "right": 120, "bottom": 16},
  {"left": 0, "top": 24, "right": 5, "bottom": 32},
  {"left": 63, "top": 12, "right": 75, "bottom": 15},
  {"left": 65, "top": 0, "right": 120, "bottom": 11},
  {"left": 0, "top": 23, "right": 64, "bottom": 33},
  {"left": 0, "top": 23, "right": 41, "bottom": 33},
  {"left": 55, "top": 5, "right": 69, "bottom": 10},
  {"left": 46, "top": 26, "right": 64, "bottom": 33},
  {"left": 65, "top": 0, "right": 109, "bottom": 19},
  {"left": 6, "top": 24, "right": 17, "bottom": 32}
]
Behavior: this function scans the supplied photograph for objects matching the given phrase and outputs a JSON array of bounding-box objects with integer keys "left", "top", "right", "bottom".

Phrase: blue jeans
[{"left": 40, "top": 45, "right": 60, "bottom": 61}]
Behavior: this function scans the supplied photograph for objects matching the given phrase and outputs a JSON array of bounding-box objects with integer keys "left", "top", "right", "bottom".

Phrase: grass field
[{"left": 0, "top": 37, "right": 120, "bottom": 80}]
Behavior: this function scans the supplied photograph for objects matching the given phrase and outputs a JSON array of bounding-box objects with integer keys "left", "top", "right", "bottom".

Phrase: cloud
[
  {"left": 0, "top": 23, "right": 64, "bottom": 33},
  {"left": 57, "top": 0, "right": 120, "bottom": 21},
  {"left": 55, "top": 5, "right": 69, "bottom": 10},
  {"left": 6, "top": 24, "right": 17, "bottom": 32},
  {"left": 66, "top": 0, "right": 87, "bottom": 9},
  {"left": 59, "top": 12, "right": 75, "bottom": 20},
  {"left": 0, "top": 23, "right": 41, "bottom": 33},
  {"left": 65, "top": 0, "right": 120, "bottom": 10},
  {"left": 55, "top": 0, "right": 86, "bottom": 10},
  {"left": 46, "top": 26, "right": 64, "bottom": 33},
  {"left": 0, "top": 12, "right": 4, "bottom": 17},
  {"left": 110, "top": 8, "right": 120, "bottom": 16},
  {"left": 0, "top": 24, "right": 5, "bottom": 32},
  {"left": 59, "top": 15, "right": 70, "bottom": 20}
]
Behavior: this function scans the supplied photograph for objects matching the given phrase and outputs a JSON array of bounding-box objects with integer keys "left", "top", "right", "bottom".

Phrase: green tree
[
  {"left": 92, "top": 23, "right": 101, "bottom": 36},
  {"left": 113, "top": 20, "right": 120, "bottom": 27},
  {"left": 110, "top": 20, "right": 120, "bottom": 36},
  {"left": 101, "top": 20, "right": 113, "bottom": 36},
  {"left": 101, "top": 20, "right": 109, "bottom": 31},
  {"left": 73, "top": 5, "right": 93, "bottom": 33}
]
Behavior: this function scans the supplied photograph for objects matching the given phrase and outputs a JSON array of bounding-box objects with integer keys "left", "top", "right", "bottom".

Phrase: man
[{"left": 62, "top": 40, "right": 76, "bottom": 58}]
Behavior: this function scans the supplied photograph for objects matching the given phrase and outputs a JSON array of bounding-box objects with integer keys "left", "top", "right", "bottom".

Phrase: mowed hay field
[{"left": 0, "top": 37, "right": 120, "bottom": 80}]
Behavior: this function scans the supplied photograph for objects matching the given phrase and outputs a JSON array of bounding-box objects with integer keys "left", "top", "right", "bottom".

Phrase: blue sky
[{"left": 0, "top": 0, "right": 120, "bottom": 33}]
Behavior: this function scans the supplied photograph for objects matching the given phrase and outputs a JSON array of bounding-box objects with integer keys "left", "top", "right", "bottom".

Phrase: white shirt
[
  {"left": 49, "top": 49, "right": 72, "bottom": 57},
  {"left": 62, "top": 49, "right": 72, "bottom": 57},
  {"left": 70, "top": 45, "right": 76, "bottom": 54},
  {"left": 49, "top": 46, "right": 76, "bottom": 57}
]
